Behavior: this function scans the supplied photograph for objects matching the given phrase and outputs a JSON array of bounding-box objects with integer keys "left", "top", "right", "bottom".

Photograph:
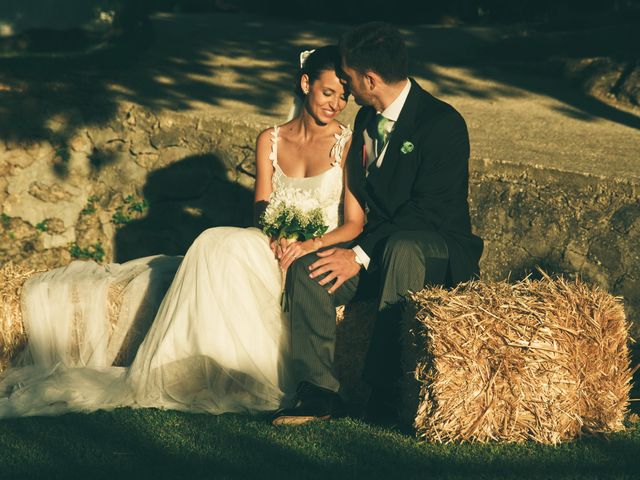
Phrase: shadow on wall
[{"left": 113, "top": 153, "right": 253, "bottom": 262}]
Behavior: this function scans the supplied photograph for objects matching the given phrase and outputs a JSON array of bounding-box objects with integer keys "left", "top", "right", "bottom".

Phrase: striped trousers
[{"left": 284, "top": 230, "right": 450, "bottom": 394}]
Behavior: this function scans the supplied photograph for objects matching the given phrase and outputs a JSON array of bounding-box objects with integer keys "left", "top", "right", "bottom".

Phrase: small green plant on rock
[
  {"left": 1, "top": 213, "right": 11, "bottom": 229},
  {"left": 127, "top": 198, "right": 149, "bottom": 214},
  {"left": 81, "top": 195, "right": 100, "bottom": 215},
  {"left": 35, "top": 219, "right": 49, "bottom": 232},
  {"left": 69, "top": 242, "right": 105, "bottom": 263},
  {"left": 111, "top": 206, "right": 131, "bottom": 225},
  {"left": 112, "top": 194, "right": 149, "bottom": 225}
]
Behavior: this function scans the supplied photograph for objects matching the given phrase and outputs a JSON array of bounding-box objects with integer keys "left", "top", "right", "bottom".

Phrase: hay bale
[
  {"left": 0, "top": 259, "right": 174, "bottom": 371},
  {"left": 0, "top": 262, "right": 40, "bottom": 372},
  {"left": 408, "top": 274, "right": 634, "bottom": 444}
]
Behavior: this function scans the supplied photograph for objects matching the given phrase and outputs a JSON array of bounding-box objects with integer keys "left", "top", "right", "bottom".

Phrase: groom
[{"left": 273, "top": 22, "right": 483, "bottom": 425}]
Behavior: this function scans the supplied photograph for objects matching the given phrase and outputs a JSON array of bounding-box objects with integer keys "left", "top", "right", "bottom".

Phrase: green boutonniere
[{"left": 400, "top": 141, "right": 414, "bottom": 154}]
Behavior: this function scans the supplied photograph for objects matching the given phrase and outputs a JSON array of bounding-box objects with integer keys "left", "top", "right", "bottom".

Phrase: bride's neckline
[
  {"left": 273, "top": 162, "right": 337, "bottom": 181},
  {"left": 270, "top": 124, "right": 350, "bottom": 180}
]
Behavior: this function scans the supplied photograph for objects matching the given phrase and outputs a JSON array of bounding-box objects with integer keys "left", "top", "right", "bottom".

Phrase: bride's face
[{"left": 302, "top": 70, "right": 348, "bottom": 124}]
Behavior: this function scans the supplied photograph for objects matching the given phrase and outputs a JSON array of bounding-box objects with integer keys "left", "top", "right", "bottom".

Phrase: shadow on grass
[{"left": 0, "top": 410, "right": 639, "bottom": 479}]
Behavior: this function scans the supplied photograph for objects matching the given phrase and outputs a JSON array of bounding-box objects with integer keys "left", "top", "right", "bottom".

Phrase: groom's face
[{"left": 340, "top": 61, "right": 371, "bottom": 107}]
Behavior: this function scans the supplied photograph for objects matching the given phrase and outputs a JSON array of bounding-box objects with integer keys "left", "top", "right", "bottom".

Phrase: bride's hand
[
  {"left": 269, "top": 238, "right": 285, "bottom": 259},
  {"left": 279, "top": 239, "right": 320, "bottom": 271},
  {"left": 269, "top": 238, "right": 278, "bottom": 256}
]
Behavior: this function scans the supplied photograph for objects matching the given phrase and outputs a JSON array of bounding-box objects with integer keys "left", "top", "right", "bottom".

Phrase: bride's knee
[{"left": 192, "top": 227, "right": 235, "bottom": 246}]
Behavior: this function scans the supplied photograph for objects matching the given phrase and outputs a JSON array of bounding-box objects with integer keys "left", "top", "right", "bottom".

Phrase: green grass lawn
[{"left": 0, "top": 409, "right": 638, "bottom": 480}]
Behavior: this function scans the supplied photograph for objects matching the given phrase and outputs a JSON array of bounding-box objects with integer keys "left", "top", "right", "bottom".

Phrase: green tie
[{"left": 375, "top": 114, "right": 391, "bottom": 155}]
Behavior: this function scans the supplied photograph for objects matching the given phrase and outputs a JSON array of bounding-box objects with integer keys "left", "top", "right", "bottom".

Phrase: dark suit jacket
[{"left": 347, "top": 78, "right": 483, "bottom": 283}]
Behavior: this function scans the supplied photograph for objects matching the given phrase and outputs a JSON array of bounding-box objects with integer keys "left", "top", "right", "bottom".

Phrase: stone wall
[
  {"left": 470, "top": 161, "right": 640, "bottom": 338},
  {"left": 0, "top": 104, "right": 256, "bottom": 268},
  {"left": 1, "top": 105, "right": 638, "bottom": 337}
]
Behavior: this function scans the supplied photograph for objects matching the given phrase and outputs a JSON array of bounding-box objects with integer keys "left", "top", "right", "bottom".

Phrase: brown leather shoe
[{"left": 272, "top": 382, "right": 341, "bottom": 426}]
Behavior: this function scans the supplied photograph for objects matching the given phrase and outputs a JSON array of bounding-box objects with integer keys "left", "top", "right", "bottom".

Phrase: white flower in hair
[
  {"left": 299, "top": 49, "right": 316, "bottom": 68},
  {"left": 285, "top": 49, "right": 317, "bottom": 122}
]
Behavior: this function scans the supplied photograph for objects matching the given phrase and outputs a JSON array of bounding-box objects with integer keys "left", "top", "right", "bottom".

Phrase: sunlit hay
[
  {"left": 0, "top": 262, "right": 40, "bottom": 372},
  {"left": 109, "top": 258, "right": 181, "bottom": 366},
  {"left": 408, "top": 274, "right": 634, "bottom": 444},
  {"left": 107, "top": 279, "right": 127, "bottom": 335},
  {"left": 335, "top": 301, "right": 378, "bottom": 406},
  {"left": 109, "top": 280, "right": 160, "bottom": 367},
  {"left": 106, "top": 275, "right": 130, "bottom": 364}
]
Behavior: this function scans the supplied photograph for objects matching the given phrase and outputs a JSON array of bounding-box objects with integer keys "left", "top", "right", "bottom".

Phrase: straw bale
[
  {"left": 0, "top": 262, "right": 40, "bottom": 372},
  {"left": 0, "top": 258, "right": 177, "bottom": 371},
  {"left": 408, "top": 274, "right": 634, "bottom": 444},
  {"left": 108, "top": 278, "right": 163, "bottom": 367},
  {"left": 107, "top": 275, "right": 138, "bottom": 366}
]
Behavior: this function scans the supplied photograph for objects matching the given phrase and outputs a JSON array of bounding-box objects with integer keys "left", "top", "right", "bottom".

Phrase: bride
[{"left": 0, "top": 46, "right": 364, "bottom": 417}]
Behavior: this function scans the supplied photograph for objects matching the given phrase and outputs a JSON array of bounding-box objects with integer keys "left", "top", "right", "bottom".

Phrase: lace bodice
[{"left": 269, "top": 124, "right": 351, "bottom": 232}]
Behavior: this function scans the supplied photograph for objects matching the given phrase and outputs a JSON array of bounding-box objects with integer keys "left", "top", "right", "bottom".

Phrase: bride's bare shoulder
[
  {"left": 256, "top": 126, "right": 278, "bottom": 150},
  {"left": 256, "top": 126, "right": 276, "bottom": 141},
  {"left": 255, "top": 127, "right": 278, "bottom": 167}
]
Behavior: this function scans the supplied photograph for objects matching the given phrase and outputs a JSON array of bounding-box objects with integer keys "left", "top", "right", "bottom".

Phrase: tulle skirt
[{"left": 0, "top": 227, "right": 293, "bottom": 417}]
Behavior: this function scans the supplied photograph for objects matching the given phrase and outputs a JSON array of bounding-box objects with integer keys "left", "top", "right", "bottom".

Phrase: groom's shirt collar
[{"left": 379, "top": 78, "right": 411, "bottom": 121}]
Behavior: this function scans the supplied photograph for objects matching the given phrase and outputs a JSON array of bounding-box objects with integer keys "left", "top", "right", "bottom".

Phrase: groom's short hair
[{"left": 339, "top": 22, "right": 408, "bottom": 84}]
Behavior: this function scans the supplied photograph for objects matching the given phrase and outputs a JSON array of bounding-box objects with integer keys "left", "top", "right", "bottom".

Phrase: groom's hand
[{"left": 308, "top": 248, "right": 361, "bottom": 294}]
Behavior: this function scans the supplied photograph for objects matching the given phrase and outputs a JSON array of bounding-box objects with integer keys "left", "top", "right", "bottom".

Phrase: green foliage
[
  {"left": 69, "top": 242, "right": 105, "bottom": 263},
  {"left": 128, "top": 198, "right": 150, "bottom": 214},
  {"left": 1, "top": 213, "right": 11, "bottom": 229},
  {"left": 124, "top": 194, "right": 150, "bottom": 213},
  {"left": 81, "top": 195, "right": 100, "bottom": 215},
  {"left": 35, "top": 219, "right": 49, "bottom": 232},
  {"left": 112, "top": 194, "right": 149, "bottom": 225},
  {"left": 111, "top": 206, "right": 131, "bottom": 225}
]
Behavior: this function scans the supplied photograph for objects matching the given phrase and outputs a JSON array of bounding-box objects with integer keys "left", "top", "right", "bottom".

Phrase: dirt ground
[{"left": 132, "top": 13, "right": 640, "bottom": 180}]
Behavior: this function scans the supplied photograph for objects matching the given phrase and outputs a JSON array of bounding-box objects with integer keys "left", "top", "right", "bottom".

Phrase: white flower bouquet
[{"left": 261, "top": 188, "right": 328, "bottom": 242}]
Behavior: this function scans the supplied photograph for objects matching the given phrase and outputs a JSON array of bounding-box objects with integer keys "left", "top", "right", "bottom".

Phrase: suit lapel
[
  {"left": 366, "top": 79, "right": 423, "bottom": 192},
  {"left": 375, "top": 79, "right": 422, "bottom": 177}
]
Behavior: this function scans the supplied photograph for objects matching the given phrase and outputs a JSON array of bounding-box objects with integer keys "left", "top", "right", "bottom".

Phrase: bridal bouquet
[{"left": 261, "top": 189, "right": 328, "bottom": 242}]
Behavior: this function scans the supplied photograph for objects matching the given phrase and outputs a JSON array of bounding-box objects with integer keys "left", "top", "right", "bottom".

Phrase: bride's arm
[
  {"left": 253, "top": 128, "right": 282, "bottom": 257},
  {"left": 312, "top": 154, "right": 364, "bottom": 248},
  {"left": 253, "top": 128, "right": 274, "bottom": 228}
]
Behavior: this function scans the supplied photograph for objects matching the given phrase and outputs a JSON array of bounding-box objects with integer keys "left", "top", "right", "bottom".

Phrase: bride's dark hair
[{"left": 294, "top": 45, "right": 346, "bottom": 98}]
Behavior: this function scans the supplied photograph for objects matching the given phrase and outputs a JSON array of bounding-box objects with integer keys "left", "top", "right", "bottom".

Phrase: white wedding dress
[{"left": 0, "top": 124, "right": 351, "bottom": 417}]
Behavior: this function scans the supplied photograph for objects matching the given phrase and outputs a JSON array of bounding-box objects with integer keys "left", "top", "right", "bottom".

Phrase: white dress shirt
[{"left": 353, "top": 79, "right": 412, "bottom": 270}]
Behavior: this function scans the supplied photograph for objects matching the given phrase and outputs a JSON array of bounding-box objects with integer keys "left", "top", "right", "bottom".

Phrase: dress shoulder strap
[
  {"left": 330, "top": 124, "right": 352, "bottom": 166},
  {"left": 268, "top": 126, "right": 279, "bottom": 167}
]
